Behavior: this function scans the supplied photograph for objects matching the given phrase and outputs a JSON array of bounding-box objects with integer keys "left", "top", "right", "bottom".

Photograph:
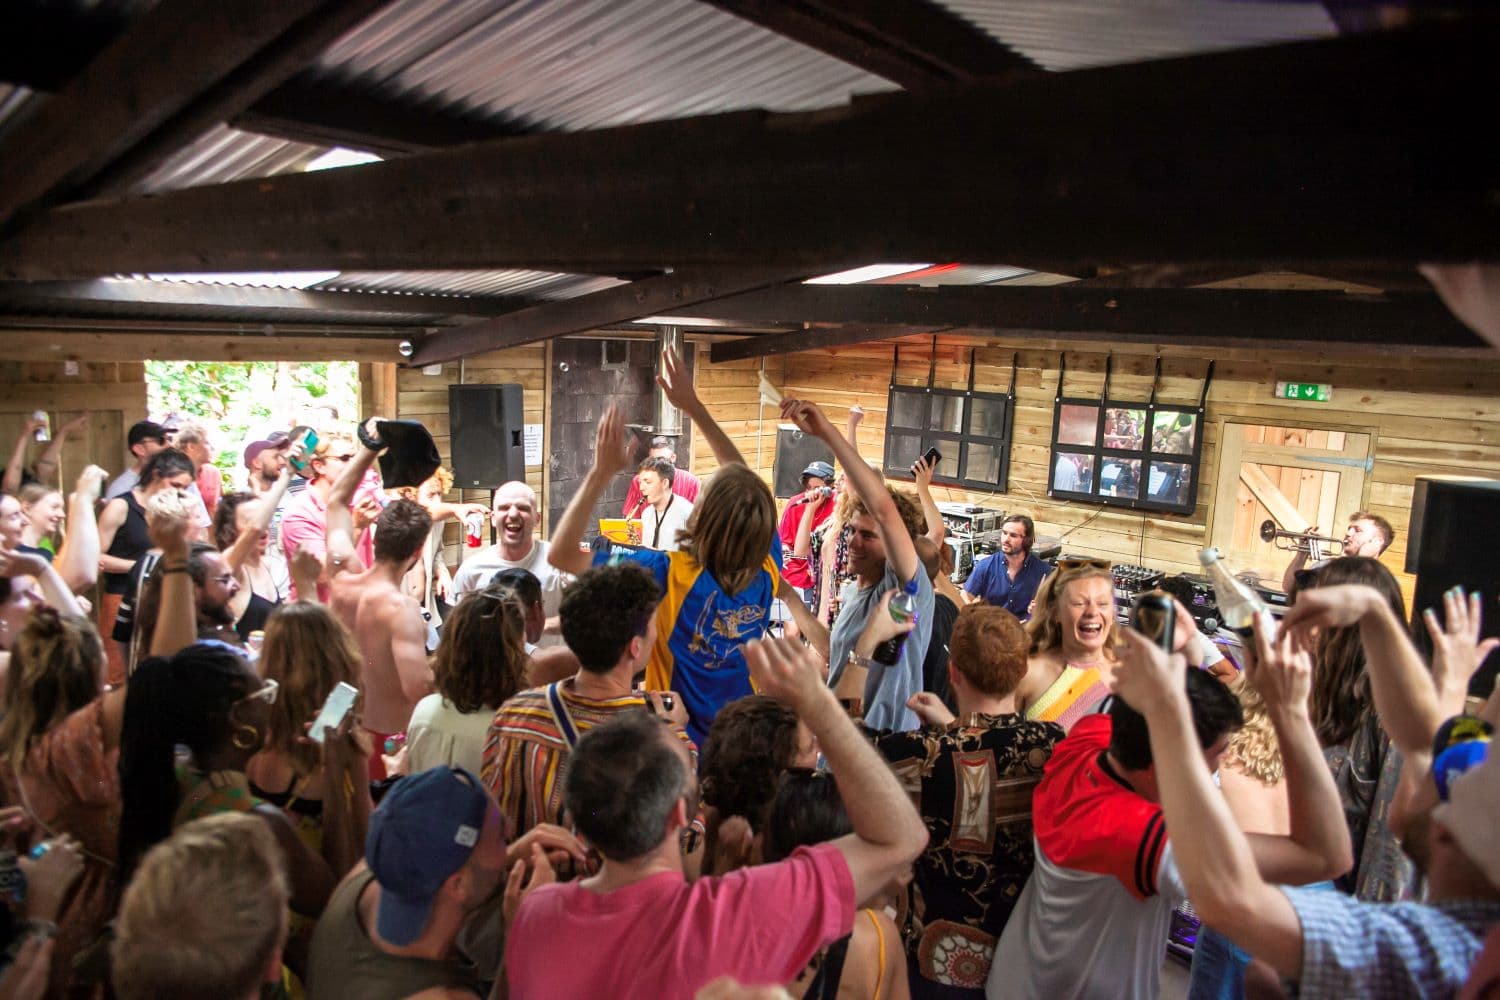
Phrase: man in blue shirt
[{"left": 963, "top": 515, "right": 1048, "bottom": 620}]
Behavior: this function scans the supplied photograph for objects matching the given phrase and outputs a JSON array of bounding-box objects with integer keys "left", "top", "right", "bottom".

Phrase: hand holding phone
[{"left": 309, "top": 682, "right": 360, "bottom": 744}]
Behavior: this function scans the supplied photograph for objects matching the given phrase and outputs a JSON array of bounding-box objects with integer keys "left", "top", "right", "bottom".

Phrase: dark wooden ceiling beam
[
  {"left": 0, "top": 0, "right": 386, "bottom": 230},
  {"left": 0, "top": 279, "right": 529, "bottom": 320},
  {"left": 698, "top": 0, "right": 1036, "bottom": 89},
  {"left": 409, "top": 268, "right": 808, "bottom": 365},
  {"left": 3, "top": 20, "right": 1498, "bottom": 280},
  {"left": 705, "top": 286, "right": 1485, "bottom": 361}
]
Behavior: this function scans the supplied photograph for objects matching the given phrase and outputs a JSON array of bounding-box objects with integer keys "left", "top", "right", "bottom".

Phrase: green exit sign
[{"left": 1275, "top": 381, "right": 1333, "bottom": 403}]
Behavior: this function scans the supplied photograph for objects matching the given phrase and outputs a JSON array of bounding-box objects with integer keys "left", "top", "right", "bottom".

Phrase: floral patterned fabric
[{"left": 876, "top": 713, "right": 1063, "bottom": 993}]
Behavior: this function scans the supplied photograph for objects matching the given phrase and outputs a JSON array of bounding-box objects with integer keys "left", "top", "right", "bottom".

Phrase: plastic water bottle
[
  {"left": 1198, "top": 548, "right": 1269, "bottom": 636},
  {"left": 872, "top": 579, "right": 920, "bottom": 665}
]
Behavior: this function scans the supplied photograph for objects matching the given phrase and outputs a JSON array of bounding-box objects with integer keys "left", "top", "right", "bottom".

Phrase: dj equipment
[
  {"left": 936, "top": 502, "right": 1006, "bottom": 582},
  {"left": 1170, "top": 573, "right": 1223, "bottom": 634}
]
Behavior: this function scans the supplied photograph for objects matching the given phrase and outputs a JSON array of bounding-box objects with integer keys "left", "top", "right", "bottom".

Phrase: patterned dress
[{"left": 876, "top": 713, "right": 1064, "bottom": 996}]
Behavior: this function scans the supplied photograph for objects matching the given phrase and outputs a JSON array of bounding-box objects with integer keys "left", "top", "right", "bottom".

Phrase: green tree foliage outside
[{"left": 146, "top": 361, "right": 360, "bottom": 490}]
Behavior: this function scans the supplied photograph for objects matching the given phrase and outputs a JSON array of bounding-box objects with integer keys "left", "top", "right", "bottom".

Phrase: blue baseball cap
[
  {"left": 366, "top": 767, "right": 490, "bottom": 945},
  {"left": 801, "top": 461, "right": 835, "bottom": 482}
]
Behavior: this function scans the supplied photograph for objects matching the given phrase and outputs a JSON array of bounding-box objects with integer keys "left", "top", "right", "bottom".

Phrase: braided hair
[
  {"left": 0, "top": 608, "right": 103, "bottom": 773},
  {"left": 116, "top": 643, "right": 259, "bottom": 884}
]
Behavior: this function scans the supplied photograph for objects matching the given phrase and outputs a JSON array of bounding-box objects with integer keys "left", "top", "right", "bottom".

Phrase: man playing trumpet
[{"left": 1278, "top": 511, "right": 1395, "bottom": 594}]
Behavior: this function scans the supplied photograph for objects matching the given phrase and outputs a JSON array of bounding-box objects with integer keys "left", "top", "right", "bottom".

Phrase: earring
[{"left": 232, "top": 724, "right": 261, "bottom": 751}]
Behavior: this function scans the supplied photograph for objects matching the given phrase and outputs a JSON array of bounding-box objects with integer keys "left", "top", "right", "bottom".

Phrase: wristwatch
[
  {"left": 846, "top": 650, "right": 875, "bottom": 671},
  {"left": 356, "top": 420, "right": 385, "bottom": 452}
]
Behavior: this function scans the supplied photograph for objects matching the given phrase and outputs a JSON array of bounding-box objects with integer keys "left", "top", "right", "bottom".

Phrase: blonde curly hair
[{"left": 1223, "top": 672, "right": 1283, "bottom": 785}]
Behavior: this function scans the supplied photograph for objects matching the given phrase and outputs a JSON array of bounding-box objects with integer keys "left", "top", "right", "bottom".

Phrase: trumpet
[{"left": 1259, "top": 519, "right": 1343, "bottom": 561}]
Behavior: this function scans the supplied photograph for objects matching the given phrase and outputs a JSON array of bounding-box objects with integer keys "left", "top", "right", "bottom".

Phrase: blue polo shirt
[{"left": 963, "top": 551, "right": 1050, "bottom": 619}]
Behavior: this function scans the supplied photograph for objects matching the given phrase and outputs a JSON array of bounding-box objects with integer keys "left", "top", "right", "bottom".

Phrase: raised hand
[
  {"left": 143, "top": 491, "right": 194, "bottom": 556},
  {"left": 1245, "top": 613, "right": 1313, "bottom": 716},
  {"left": 0, "top": 545, "right": 50, "bottom": 579},
  {"left": 507, "top": 822, "right": 588, "bottom": 870},
  {"left": 655, "top": 347, "right": 701, "bottom": 412},
  {"left": 60, "top": 412, "right": 92, "bottom": 437},
  {"left": 911, "top": 453, "right": 936, "bottom": 488},
  {"left": 592, "top": 404, "right": 632, "bottom": 477},
  {"left": 907, "top": 691, "right": 956, "bottom": 728},
  {"left": 779, "top": 398, "right": 836, "bottom": 441},
  {"left": 1280, "top": 583, "right": 1382, "bottom": 638},
  {"left": 1113, "top": 627, "right": 1189, "bottom": 718},
  {"left": 74, "top": 464, "right": 108, "bottom": 500},
  {"left": 1424, "top": 588, "right": 1499, "bottom": 699},
  {"left": 857, "top": 588, "right": 918, "bottom": 652},
  {"left": 744, "top": 634, "right": 831, "bottom": 715}
]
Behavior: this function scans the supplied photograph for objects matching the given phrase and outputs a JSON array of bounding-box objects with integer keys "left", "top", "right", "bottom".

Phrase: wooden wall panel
[
  {"left": 698, "top": 333, "right": 1500, "bottom": 607},
  {"left": 394, "top": 345, "right": 549, "bottom": 570},
  {"left": 0, "top": 360, "right": 147, "bottom": 489}
]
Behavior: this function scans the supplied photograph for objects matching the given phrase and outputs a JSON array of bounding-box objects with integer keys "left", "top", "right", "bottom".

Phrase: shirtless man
[{"left": 325, "top": 418, "right": 434, "bottom": 775}]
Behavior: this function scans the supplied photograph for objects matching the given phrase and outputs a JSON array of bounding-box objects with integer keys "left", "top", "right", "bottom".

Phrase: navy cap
[
  {"left": 801, "top": 461, "right": 835, "bottom": 482},
  {"left": 366, "top": 767, "right": 489, "bottom": 945}
]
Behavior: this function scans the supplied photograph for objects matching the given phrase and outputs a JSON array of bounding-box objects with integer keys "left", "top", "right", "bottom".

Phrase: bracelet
[
  {"left": 160, "top": 564, "right": 189, "bottom": 575},
  {"left": 25, "top": 918, "right": 60, "bottom": 939},
  {"left": 846, "top": 650, "right": 874, "bottom": 671}
]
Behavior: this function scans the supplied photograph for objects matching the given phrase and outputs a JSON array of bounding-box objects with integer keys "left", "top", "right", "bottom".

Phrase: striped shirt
[{"left": 481, "top": 679, "right": 696, "bottom": 838}]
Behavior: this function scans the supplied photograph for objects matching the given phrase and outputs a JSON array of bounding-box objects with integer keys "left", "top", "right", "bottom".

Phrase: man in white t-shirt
[
  {"left": 451, "top": 481, "right": 569, "bottom": 646},
  {"left": 990, "top": 664, "right": 1347, "bottom": 999},
  {"left": 634, "top": 457, "right": 694, "bottom": 551}
]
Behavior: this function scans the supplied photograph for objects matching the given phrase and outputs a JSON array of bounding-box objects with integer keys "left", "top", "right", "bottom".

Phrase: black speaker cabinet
[
  {"left": 772, "top": 425, "right": 835, "bottom": 499},
  {"left": 450, "top": 383, "right": 525, "bottom": 490},
  {"left": 1407, "top": 476, "right": 1500, "bottom": 696}
]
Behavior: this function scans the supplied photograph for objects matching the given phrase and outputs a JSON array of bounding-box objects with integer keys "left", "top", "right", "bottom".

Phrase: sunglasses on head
[
  {"left": 234, "top": 677, "right": 278, "bottom": 707},
  {"left": 1057, "top": 557, "right": 1112, "bottom": 572}
]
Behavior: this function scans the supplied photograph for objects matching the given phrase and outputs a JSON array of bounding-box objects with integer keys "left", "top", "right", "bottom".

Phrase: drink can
[
  {"left": 246, "top": 630, "right": 266, "bottom": 653},
  {"left": 465, "top": 512, "right": 485, "bottom": 547},
  {"left": 32, "top": 410, "right": 50, "bottom": 442}
]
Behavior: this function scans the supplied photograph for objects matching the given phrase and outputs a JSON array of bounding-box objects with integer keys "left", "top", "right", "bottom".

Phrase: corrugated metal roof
[
  {"left": 129, "top": 124, "right": 328, "bottom": 195},
  {"left": 314, "top": 269, "right": 625, "bottom": 299},
  {"left": 309, "top": 0, "right": 899, "bottom": 131},
  {"left": 939, "top": 0, "right": 1336, "bottom": 71}
]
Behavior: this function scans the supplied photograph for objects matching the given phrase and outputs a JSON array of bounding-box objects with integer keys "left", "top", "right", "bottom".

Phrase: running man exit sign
[{"left": 1275, "top": 381, "right": 1333, "bottom": 402}]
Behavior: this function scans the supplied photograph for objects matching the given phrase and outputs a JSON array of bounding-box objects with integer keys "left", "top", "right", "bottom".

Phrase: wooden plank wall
[
  {"left": 696, "top": 335, "right": 1500, "bottom": 606},
  {"left": 393, "top": 345, "right": 548, "bottom": 569},
  {"left": 0, "top": 360, "right": 148, "bottom": 489}
]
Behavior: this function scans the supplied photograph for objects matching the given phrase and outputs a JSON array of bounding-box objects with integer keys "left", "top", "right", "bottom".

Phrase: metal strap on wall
[
  {"left": 889, "top": 344, "right": 900, "bottom": 389},
  {"left": 1008, "top": 352, "right": 1018, "bottom": 398},
  {"left": 1101, "top": 354, "right": 1115, "bottom": 401},
  {"left": 1198, "top": 360, "right": 1216, "bottom": 412},
  {"left": 1148, "top": 356, "right": 1164, "bottom": 407},
  {"left": 1055, "top": 353, "right": 1067, "bottom": 401},
  {"left": 966, "top": 347, "right": 977, "bottom": 396},
  {"left": 926, "top": 334, "right": 938, "bottom": 391}
]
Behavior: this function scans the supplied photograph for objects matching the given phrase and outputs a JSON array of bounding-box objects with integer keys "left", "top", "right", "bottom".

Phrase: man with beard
[
  {"left": 186, "top": 543, "right": 241, "bottom": 641},
  {"left": 451, "top": 481, "right": 569, "bottom": 647},
  {"left": 1279, "top": 510, "right": 1395, "bottom": 595},
  {"left": 962, "top": 515, "right": 1048, "bottom": 620}
]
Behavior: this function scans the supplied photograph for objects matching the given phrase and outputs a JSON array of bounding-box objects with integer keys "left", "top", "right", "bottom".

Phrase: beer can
[{"left": 465, "top": 512, "right": 485, "bottom": 547}]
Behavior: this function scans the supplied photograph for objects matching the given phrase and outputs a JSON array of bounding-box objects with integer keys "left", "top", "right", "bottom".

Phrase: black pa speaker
[
  {"left": 772, "top": 425, "right": 835, "bottom": 499},
  {"left": 450, "top": 384, "right": 525, "bottom": 490},
  {"left": 1407, "top": 476, "right": 1500, "bottom": 697}
]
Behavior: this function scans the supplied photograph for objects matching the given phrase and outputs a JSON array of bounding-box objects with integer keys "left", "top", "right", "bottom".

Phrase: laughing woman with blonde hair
[{"left": 1015, "top": 560, "right": 1120, "bottom": 731}]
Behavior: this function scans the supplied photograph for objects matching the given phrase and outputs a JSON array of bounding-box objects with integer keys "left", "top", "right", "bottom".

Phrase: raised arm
[
  {"left": 1110, "top": 627, "right": 1307, "bottom": 981},
  {"left": 326, "top": 421, "right": 382, "bottom": 576},
  {"left": 3, "top": 417, "right": 43, "bottom": 494},
  {"left": 776, "top": 574, "right": 830, "bottom": 663},
  {"left": 783, "top": 399, "right": 918, "bottom": 585},
  {"left": 656, "top": 347, "right": 747, "bottom": 467},
  {"left": 1281, "top": 584, "right": 1451, "bottom": 756},
  {"left": 745, "top": 635, "right": 927, "bottom": 904},
  {"left": 548, "top": 404, "right": 631, "bottom": 577},
  {"left": 147, "top": 494, "right": 197, "bottom": 659},
  {"left": 54, "top": 464, "right": 106, "bottom": 593},
  {"left": 845, "top": 405, "right": 864, "bottom": 451},
  {"left": 0, "top": 548, "right": 82, "bottom": 617},
  {"left": 1238, "top": 619, "right": 1354, "bottom": 885},
  {"left": 224, "top": 459, "right": 297, "bottom": 573},
  {"left": 792, "top": 491, "right": 823, "bottom": 559},
  {"left": 910, "top": 454, "right": 945, "bottom": 547}
]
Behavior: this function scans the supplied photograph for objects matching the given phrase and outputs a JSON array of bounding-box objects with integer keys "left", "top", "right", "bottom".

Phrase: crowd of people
[{"left": 1, "top": 353, "right": 1497, "bottom": 1000}]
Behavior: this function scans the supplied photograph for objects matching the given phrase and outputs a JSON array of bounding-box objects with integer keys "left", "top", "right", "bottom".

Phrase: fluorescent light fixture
[
  {"left": 804, "top": 263, "right": 933, "bottom": 285},
  {"left": 145, "top": 271, "right": 341, "bottom": 288},
  {"left": 634, "top": 315, "right": 745, "bottom": 327},
  {"left": 305, "top": 148, "right": 383, "bottom": 172}
]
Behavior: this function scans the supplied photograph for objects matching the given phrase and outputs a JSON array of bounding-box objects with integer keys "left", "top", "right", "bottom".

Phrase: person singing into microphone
[{"left": 777, "top": 461, "right": 835, "bottom": 601}]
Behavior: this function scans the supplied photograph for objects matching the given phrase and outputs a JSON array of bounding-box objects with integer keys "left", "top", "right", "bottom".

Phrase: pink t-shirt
[
  {"left": 280, "top": 488, "right": 374, "bottom": 600},
  {"left": 505, "top": 843, "right": 855, "bottom": 999},
  {"left": 623, "top": 468, "right": 702, "bottom": 518}
]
